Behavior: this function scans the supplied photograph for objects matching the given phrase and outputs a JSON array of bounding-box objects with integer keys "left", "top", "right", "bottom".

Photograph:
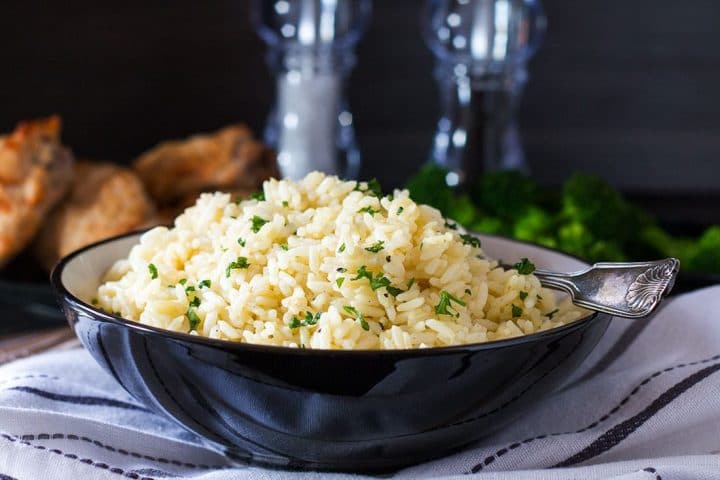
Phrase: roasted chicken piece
[
  {"left": 133, "top": 124, "right": 277, "bottom": 207},
  {"left": 34, "top": 161, "right": 156, "bottom": 270},
  {"left": 0, "top": 116, "right": 74, "bottom": 266}
]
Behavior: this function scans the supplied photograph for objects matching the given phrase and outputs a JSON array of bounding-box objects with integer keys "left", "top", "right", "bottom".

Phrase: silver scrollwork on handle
[{"left": 625, "top": 259, "right": 680, "bottom": 314}]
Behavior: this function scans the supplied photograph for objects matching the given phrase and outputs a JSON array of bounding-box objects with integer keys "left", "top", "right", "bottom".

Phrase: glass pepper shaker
[
  {"left": 422, "top": 0, "right": 546, "bottom": 187},
  {"left": 253, "top": 0, "right": 371, "bottom": 180}
]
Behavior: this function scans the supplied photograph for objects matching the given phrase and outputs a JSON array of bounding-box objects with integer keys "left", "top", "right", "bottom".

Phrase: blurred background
[{"left": 1, "top": 0, "right": 718, "bottom": 228}]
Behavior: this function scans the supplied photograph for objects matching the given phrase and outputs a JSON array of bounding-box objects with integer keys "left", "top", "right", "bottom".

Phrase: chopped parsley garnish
[
  {"left": 343, "top": 305, "right": 369, "bottom": 331},
  {"left": 237, "top": 237, "right": 246, "bottom": 247},
  {"left": 352, "top": 265, "right": 372, "bottom": 281},
  {"left": 148, "top": 263, "right": 158, "bottom": 279},
  {"left": 519, "top": 291, "right": 528, "bottom": 300},
  {"left": 407, "top": 278, "right": 416, "bottom": 289},
  {"left": 465, "top": 288, "right": 472, "bottom": 296},
  {"left": 251, "top": 215, "right": 269, "bottom": 233},
  {"left": 460, "top": 234, "right": 481, "bottom": 248},
  {"left": 198, "top": 279, "right": 212, "bottom": 289},
  {"left": 250, "top": 191, "right": 265, "bottom": 201},
  {"left": 444, "top": 220, "right": 457, "bottom": 230},
  {"left": 351, "top": 265, "right": 391, "bottom": 290},
  {"left": 305, "top": 311, "right": 321, "bottom": 325},
  {"left": 178, "top": 278, "right": 187, "bottom": 286},
  {"left": 289, "top": 311, "right": 322, "bottom": 329},
  {"left": 512, "top": 258, "right": 536, "bottom": 275},
  {"left": 189, "top": 296, "right": 201, "bottom": 308},
  {"left": 91, "top": 298, "right": 98, "bottom": 305},
  {"left": 358, "top": 206, "right": 380, "bottom": 216},
  {"left": 226, "top": 256, "right": 250, "bottom": 277},
  {"left": 336, "top": 277, "right": 345, "bottom": 288},
  {"left": 282, "top": 200, "right": 289, "bottom": 207},
  {"left": 233, "top": 196, "right": 242, "bottom": 205},
  {"left": 546, "top": 308, "right": 559, "bottom": 319},
  {"left": 185, "top": 285, "right": 195, "bottom": 293},
  {"left": 336, "top": 267, "right": 347, "bottom": 273},
  {"left": 187, "top": 307, "right": 201, "bottom": 331},
  {"left": 365, "top": 240, "right": 384, "bottom": 253},
  {"left": 371, "top": 276, "right": 391, "bottom": 291},
  {"left": 354, "top": 178, "right": 382, "bottom": 197},
  {"left": 167, "top": 284, "right": 175, "bottom": 288},
  {"left": 280, "top": 243, "right": 289, "bottom": 251},
  {"left": 397, "top": 206, "right": 404, "bottom": 215},
  {"left": 387, "top": 286, "right": 404, "bottom": 297},
  {"left": 511, "top": 305, "right": 523, "bottom": 317},
  {"left": 366, "top": 178, "right": 382, "bottom": 197},
  {"left": 435, "top": 290, "right": 466, "bottom": 317},
  {"left": 338, "top": 243, "right": 346, "bottom": 253}
]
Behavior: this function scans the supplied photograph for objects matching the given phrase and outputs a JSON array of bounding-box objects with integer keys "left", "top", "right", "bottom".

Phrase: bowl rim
[{"left": 51, "top": 229, "right": 604, "bottom": 356}]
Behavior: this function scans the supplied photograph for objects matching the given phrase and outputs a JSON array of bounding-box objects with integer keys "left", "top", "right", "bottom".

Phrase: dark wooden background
[{"left": 2, "top": 0, "right": 719, "bottom": 226}]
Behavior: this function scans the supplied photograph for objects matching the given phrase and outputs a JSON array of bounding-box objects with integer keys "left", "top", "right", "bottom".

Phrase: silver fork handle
[{"left": 533, "top": 258, "right": 680, "bottom": 318}]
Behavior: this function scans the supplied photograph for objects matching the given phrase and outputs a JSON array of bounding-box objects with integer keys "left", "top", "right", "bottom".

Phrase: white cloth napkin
[{"left": 1, "top": 286, "right": 720, "bottom": 480}]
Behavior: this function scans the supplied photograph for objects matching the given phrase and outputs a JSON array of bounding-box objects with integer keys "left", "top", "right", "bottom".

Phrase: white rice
[{"left": 96, "top": 172, "right": 587, "bottom": 350}]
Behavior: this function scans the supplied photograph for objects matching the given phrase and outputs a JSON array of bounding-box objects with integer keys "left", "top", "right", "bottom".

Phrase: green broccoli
[
  {"left": 445, "top": 194, "right": 478, "bottom": 227},
  {"left": 470, "top": 170, "right": 541, "bottom": 222},
  {"left": 470, "top": 216, "right": 507, "bottom": 235},
  {"left": 561, "top": 173, "right": 643, "bottom": 244},
  {"left": 405, "top": 163, "right": 458, "bottom": 217},
  {"left": 640, "top": 225, "right": 694, "bottom": 264},
  {"left": 405, "top": 163, "right": 480, "bottom": 227},
  {"left": 513, "top": 207, "right": 558, "bottom": 247},
  {"left": 406, "top": 166, "right": 720, "bottom": 274},
  {"left": 686, "top": 226, "right": 720, "bottom": 273}
]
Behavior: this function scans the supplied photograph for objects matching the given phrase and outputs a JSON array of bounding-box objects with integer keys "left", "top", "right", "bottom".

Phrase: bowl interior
[
  {"left": 60, "top": 231, "right": 588, "bottom": 307},
  {"left": 60, "top": 233, "right": 140, "bottom": 303}
]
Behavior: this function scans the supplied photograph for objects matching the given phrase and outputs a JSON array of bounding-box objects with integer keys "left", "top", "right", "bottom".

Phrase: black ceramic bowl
[{"left": 51, "top": 231, "right": 611, "bottom": 472}]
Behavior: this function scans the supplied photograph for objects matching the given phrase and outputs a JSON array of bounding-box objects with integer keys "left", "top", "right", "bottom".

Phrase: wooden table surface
[{"left": 0, "top": 327, "right": 79, "bottom": 367}]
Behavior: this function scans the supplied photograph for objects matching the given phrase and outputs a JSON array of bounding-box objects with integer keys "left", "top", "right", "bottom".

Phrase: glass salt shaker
[
  {"left": 422, "top": 0, "right": 546, "bottom": 187},
  {"left": 253, "top": 0, "right": 371, "bottom": 180}
]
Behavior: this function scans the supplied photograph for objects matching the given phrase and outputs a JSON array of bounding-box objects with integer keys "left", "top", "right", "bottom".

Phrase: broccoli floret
[
  {"left": 686, "top": 226, "right": 720, "bottom": 273},
  {"left": 470, "top": 216, "right": 507, "bottom": 235},
  {"left": 513, "top": 207, "right": 555, "bottom": 241},
  {"left": 640, "top": 225, "right": 694, "bottom": 264},
  {"left": 406, "top": 164, "right": 481, "bottom": 227},
  {"left": 406, "top": 163, "right": 457, "bottom": 217},
  {"left": 445, "top": 194, "right": 477, "bottom": 227},
  {"left": 556, "top": 221, "right": 592, "bottom": 260},
  {"left": 556, "top": 221, "right": 626, "bottom": 262},
  {"left": 587, "top": 240, "right": 627, "bottom": 262},
  {"left": 562, "top": 173, "right": 644, "bottom": 244},
  {"left": 470, "top": 170, "right": 540, "bottom": 222},
  {"left": 512, "top": 207, "right": 560, "bottom": 250}
]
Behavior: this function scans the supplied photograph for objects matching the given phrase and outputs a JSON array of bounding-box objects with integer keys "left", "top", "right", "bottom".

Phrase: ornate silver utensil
[{"left": 532, "top": 258, "right": 680, "bottom": 318}]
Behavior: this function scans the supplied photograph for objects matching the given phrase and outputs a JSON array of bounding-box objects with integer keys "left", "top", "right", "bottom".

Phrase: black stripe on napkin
[
  {"left": 468, "top": 353, "right": 720, "bottom": 473},
  {"left": 8, "top": 386, "right": 151, "bottom": 412},
  {"left": 554, "top": 361, "right": 720, "bottom": 467},
  {"left": 0, "top": 432, "right": 155, "bottom": 480},
  {"left": 0, "top": 474, "right": 18, "bottom": 480},
  {"left": 17, "top": 432, "right": 227, "bottom": 470}
]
